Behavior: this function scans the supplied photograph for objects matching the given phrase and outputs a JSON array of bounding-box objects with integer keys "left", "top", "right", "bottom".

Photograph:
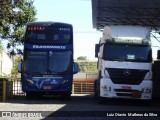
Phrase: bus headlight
[
  {"left": 62, "top": 80, "right": 69, "bottom": 84},
  {"left": 102, "top": 85, "right": 111, "bottom": 91},
  {"left": 26, "top": 79, "right": 34, "bottom": 84},
  {"left": 142, "top": 88, "right": 151, "bottom": 93}
]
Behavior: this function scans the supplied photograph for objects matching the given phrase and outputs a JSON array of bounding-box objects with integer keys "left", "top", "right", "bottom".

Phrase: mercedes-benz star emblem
[{"left": 124, "top": 69, "right": 131, "bottom": 76}]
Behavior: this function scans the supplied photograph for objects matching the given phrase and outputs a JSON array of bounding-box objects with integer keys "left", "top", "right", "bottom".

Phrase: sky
[
  {"left": 33, "top": 0, "right": 101, "bottom": 60},
  {"left": 3, "top": 0, "right": 158, "bottom": 60}
]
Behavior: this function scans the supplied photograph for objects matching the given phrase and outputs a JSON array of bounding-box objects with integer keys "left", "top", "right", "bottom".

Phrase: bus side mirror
[
  {"left": 17, "top": 49, "right": 23, "bottom": 55},
  {"left": 157, "top": 50, "right": 160, "bottom": 59},
  {"left": 73, "top": 62, "right": 79, "bottom": 74},
  {"left": 18, "top": 61, "right": 22, "bottom": 73},
  {"left": 95, "top": 44, "right": 99, "bottom": 58}
]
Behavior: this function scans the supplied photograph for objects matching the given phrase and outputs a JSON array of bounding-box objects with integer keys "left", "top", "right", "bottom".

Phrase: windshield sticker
[{"left": 127, "top": 54, "right": 135, "bottom": 59}]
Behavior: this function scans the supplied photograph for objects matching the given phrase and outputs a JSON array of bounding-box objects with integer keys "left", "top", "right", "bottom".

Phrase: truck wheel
[
  {"left": 95, "top": 79, "right": 105, "bottom": 104},
  {"left": 94, "top": 80, "right": 98, "bottom": 98},
  {"left": 143, "top": 99, "right": 152, "bottom": 106},
  {"left": 97, "top": 96, "right": 105, "bottom": 104}
]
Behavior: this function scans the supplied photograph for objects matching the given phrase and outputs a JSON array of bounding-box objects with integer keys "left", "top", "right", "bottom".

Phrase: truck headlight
[
  {"left": 102, "top": 85, "right": 111, "bottom": 91},
  {"left": 142, "top": 88, "right": 151, "bottom": 93}
]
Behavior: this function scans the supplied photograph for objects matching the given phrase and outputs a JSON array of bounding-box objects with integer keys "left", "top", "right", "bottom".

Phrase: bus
[{"left": 18, "top": 22, "right": 79, "bottom": 99}]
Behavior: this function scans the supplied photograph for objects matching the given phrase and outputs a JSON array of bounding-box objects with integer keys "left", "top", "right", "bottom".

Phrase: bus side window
[
  {"left": 27, "top": 31, "right": 36, "bottom": 42},
  {"left": 37, "top": 33, "right": 45, "bottom": 41},
  {"left": 53, "top": 34, "right": 59, "bottom": 41}
]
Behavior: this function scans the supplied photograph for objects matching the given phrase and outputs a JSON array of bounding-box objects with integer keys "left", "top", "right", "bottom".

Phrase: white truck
[{"left": 94, "top": 25, "right": 154, "bottom": 103}]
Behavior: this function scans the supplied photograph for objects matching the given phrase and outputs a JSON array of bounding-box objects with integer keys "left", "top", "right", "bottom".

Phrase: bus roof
[{"left": 26, "top": 21, "right": 72, "bottom": 27}]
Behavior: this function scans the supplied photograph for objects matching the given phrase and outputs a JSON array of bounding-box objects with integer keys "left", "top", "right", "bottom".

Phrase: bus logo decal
[{"left": 32, "top": 45, "right": 66, "bottom": 49}]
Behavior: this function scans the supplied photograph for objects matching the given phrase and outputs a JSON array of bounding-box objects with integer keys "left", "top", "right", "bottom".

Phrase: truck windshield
[
  {"left": 103, "top": 44, "right": 152, "bottom": 62},
  {"left": 24, "top": 50, "right": 72, "bottom": 74}
]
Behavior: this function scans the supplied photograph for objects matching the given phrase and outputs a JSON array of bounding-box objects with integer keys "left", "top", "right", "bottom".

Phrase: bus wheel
[
  {"left": 26, "top": 92, "right": 34, "bottom": 100},
  {"left": 61, "top": 93, "right": 71, "bottom": 100}
]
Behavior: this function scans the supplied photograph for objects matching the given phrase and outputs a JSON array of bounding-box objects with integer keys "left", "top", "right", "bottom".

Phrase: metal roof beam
[
  {"left": 96, "top": 17, "right": 160, "bottom": 29},
  {"left": 98, "top": 7, "right": 160, "bottom": 17},
  {"left": 92, "top": 0, "right": 160, "bottom": 30}
]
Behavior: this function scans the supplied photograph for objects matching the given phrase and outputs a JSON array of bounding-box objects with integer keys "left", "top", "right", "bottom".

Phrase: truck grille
[{"left": 106, "top": 68, "right": 149, "bottom": 85}]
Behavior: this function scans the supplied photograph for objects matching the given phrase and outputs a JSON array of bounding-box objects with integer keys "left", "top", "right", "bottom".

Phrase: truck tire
[
  {"left": 94, "top": 70, "right": 102, "bottom": 98},
  {"left": 94, "top": 79, "right": 105, "bottom": 104},
  {"left": 97, "top": 96, "right": 105, "bottom": 104},
  {"left": 142, "top": 99, "right": 152, "bottom": 106},
  {"left": 94, "top": 80, "right": 98, "bottom": 98}
]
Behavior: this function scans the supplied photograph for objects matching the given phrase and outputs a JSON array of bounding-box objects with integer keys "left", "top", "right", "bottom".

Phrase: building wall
[
  {"left": 73, "top": 72, "right": 98, "bottom": 81},
  {"left": 0, "top": 51, "right": 13, "bottom": 76}
]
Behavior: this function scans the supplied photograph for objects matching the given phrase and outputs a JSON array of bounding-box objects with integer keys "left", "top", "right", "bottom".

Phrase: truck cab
[{"left": 95, "top": 25, "right": 153, "bottom": 103}]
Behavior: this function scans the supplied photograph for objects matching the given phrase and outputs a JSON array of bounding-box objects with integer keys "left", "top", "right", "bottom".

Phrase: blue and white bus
[{"left": 18, "top": 22, "right": 79, "bottom": 99}]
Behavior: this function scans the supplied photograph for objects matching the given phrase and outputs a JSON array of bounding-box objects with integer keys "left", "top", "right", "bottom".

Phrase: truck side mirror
[
  {"left": 18, "top": 61, "right": 22, "bottom": 73},
  {"left": 73, "top": 62, "right": 79, "bottom": 74},
  {"left": 157, "top": 50, "right": 160, "bottom": 59},
  {"left": 95, "top": 44, "right": 99, "bottom": 58}
]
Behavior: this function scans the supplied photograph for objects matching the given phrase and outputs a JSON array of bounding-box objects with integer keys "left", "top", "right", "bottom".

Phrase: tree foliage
[
  {"left": 76, "top": 60, "right": 98, "bottom": 73},
  {"left": 0, "top": 41, "right": 2, "bottom": 54},
  {"left": 0, "top": 0, "right": 36, "bottom": 55},
  {"left": 77, "top": 56, "right": 87, "bottom": 60},
  {"left": 11, "top": 55, "right": 22, "bottom": 78}
]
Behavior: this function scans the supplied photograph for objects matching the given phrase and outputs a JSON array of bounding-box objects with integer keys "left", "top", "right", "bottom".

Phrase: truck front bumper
[{"left": 100, "top": 78, "right": 152, "bottom": 100}]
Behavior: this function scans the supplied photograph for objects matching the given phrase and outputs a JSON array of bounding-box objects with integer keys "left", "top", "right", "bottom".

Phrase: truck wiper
[
  {"left": 113, "top": 58, "right": 145, "bottom": 62},
  {"left": 113, "top": 59, "right": 125, "bottom": 61},
  {"left": 129, "top": 58, "right": 145, "bottom": 62}
]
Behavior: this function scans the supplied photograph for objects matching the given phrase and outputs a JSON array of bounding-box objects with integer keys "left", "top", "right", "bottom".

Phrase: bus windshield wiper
[
  {"left": 25, "top": 71, "right": 43, "bottom": 75},
  {"left": 47, "top": 68, "right": 67, "bottom": 75},
  {"left": 46, "top": 68, "right": 59, "bottom": 74}
]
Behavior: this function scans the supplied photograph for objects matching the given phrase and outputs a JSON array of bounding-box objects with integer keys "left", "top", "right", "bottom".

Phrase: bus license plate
[
  {"left": 43, "top": 86, "right": 52, "bottom": 90},
  {"left": 132, "top": 90, "right": 141, "bottom": 98}
]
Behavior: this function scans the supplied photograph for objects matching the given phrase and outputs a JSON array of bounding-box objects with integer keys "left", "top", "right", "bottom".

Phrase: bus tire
[
  {"left": 61, "top": 93, "right": 71, "bottom": 100},
  {"left": 26, "top": 92, "right": 34, "bottom": 100}
]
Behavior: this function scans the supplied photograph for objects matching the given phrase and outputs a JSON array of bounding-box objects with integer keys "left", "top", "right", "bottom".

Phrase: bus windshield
[
  {"left": 25, "top": 26, "right": 72, "bottom": 44},
  {"left": 24, "top": 50, "right": 72, "bottom": 74}
]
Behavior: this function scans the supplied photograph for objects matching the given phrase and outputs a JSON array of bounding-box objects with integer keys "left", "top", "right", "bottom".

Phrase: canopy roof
[{"left": 92, "top": 0, "right": 160, "bottom": 31}]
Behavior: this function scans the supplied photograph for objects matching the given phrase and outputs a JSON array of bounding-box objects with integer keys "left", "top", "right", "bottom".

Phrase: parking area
[
  {"left": 1, "top": 76, "right": 160, "bottom": 120},
  {"left": 1, "top": 94, "right": 160, "bottom": 120}
]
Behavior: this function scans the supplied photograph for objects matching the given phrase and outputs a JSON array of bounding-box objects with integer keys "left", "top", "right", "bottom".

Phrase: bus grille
[{"left": 106, "top": 68, "right": 149, "bottom": 85}]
